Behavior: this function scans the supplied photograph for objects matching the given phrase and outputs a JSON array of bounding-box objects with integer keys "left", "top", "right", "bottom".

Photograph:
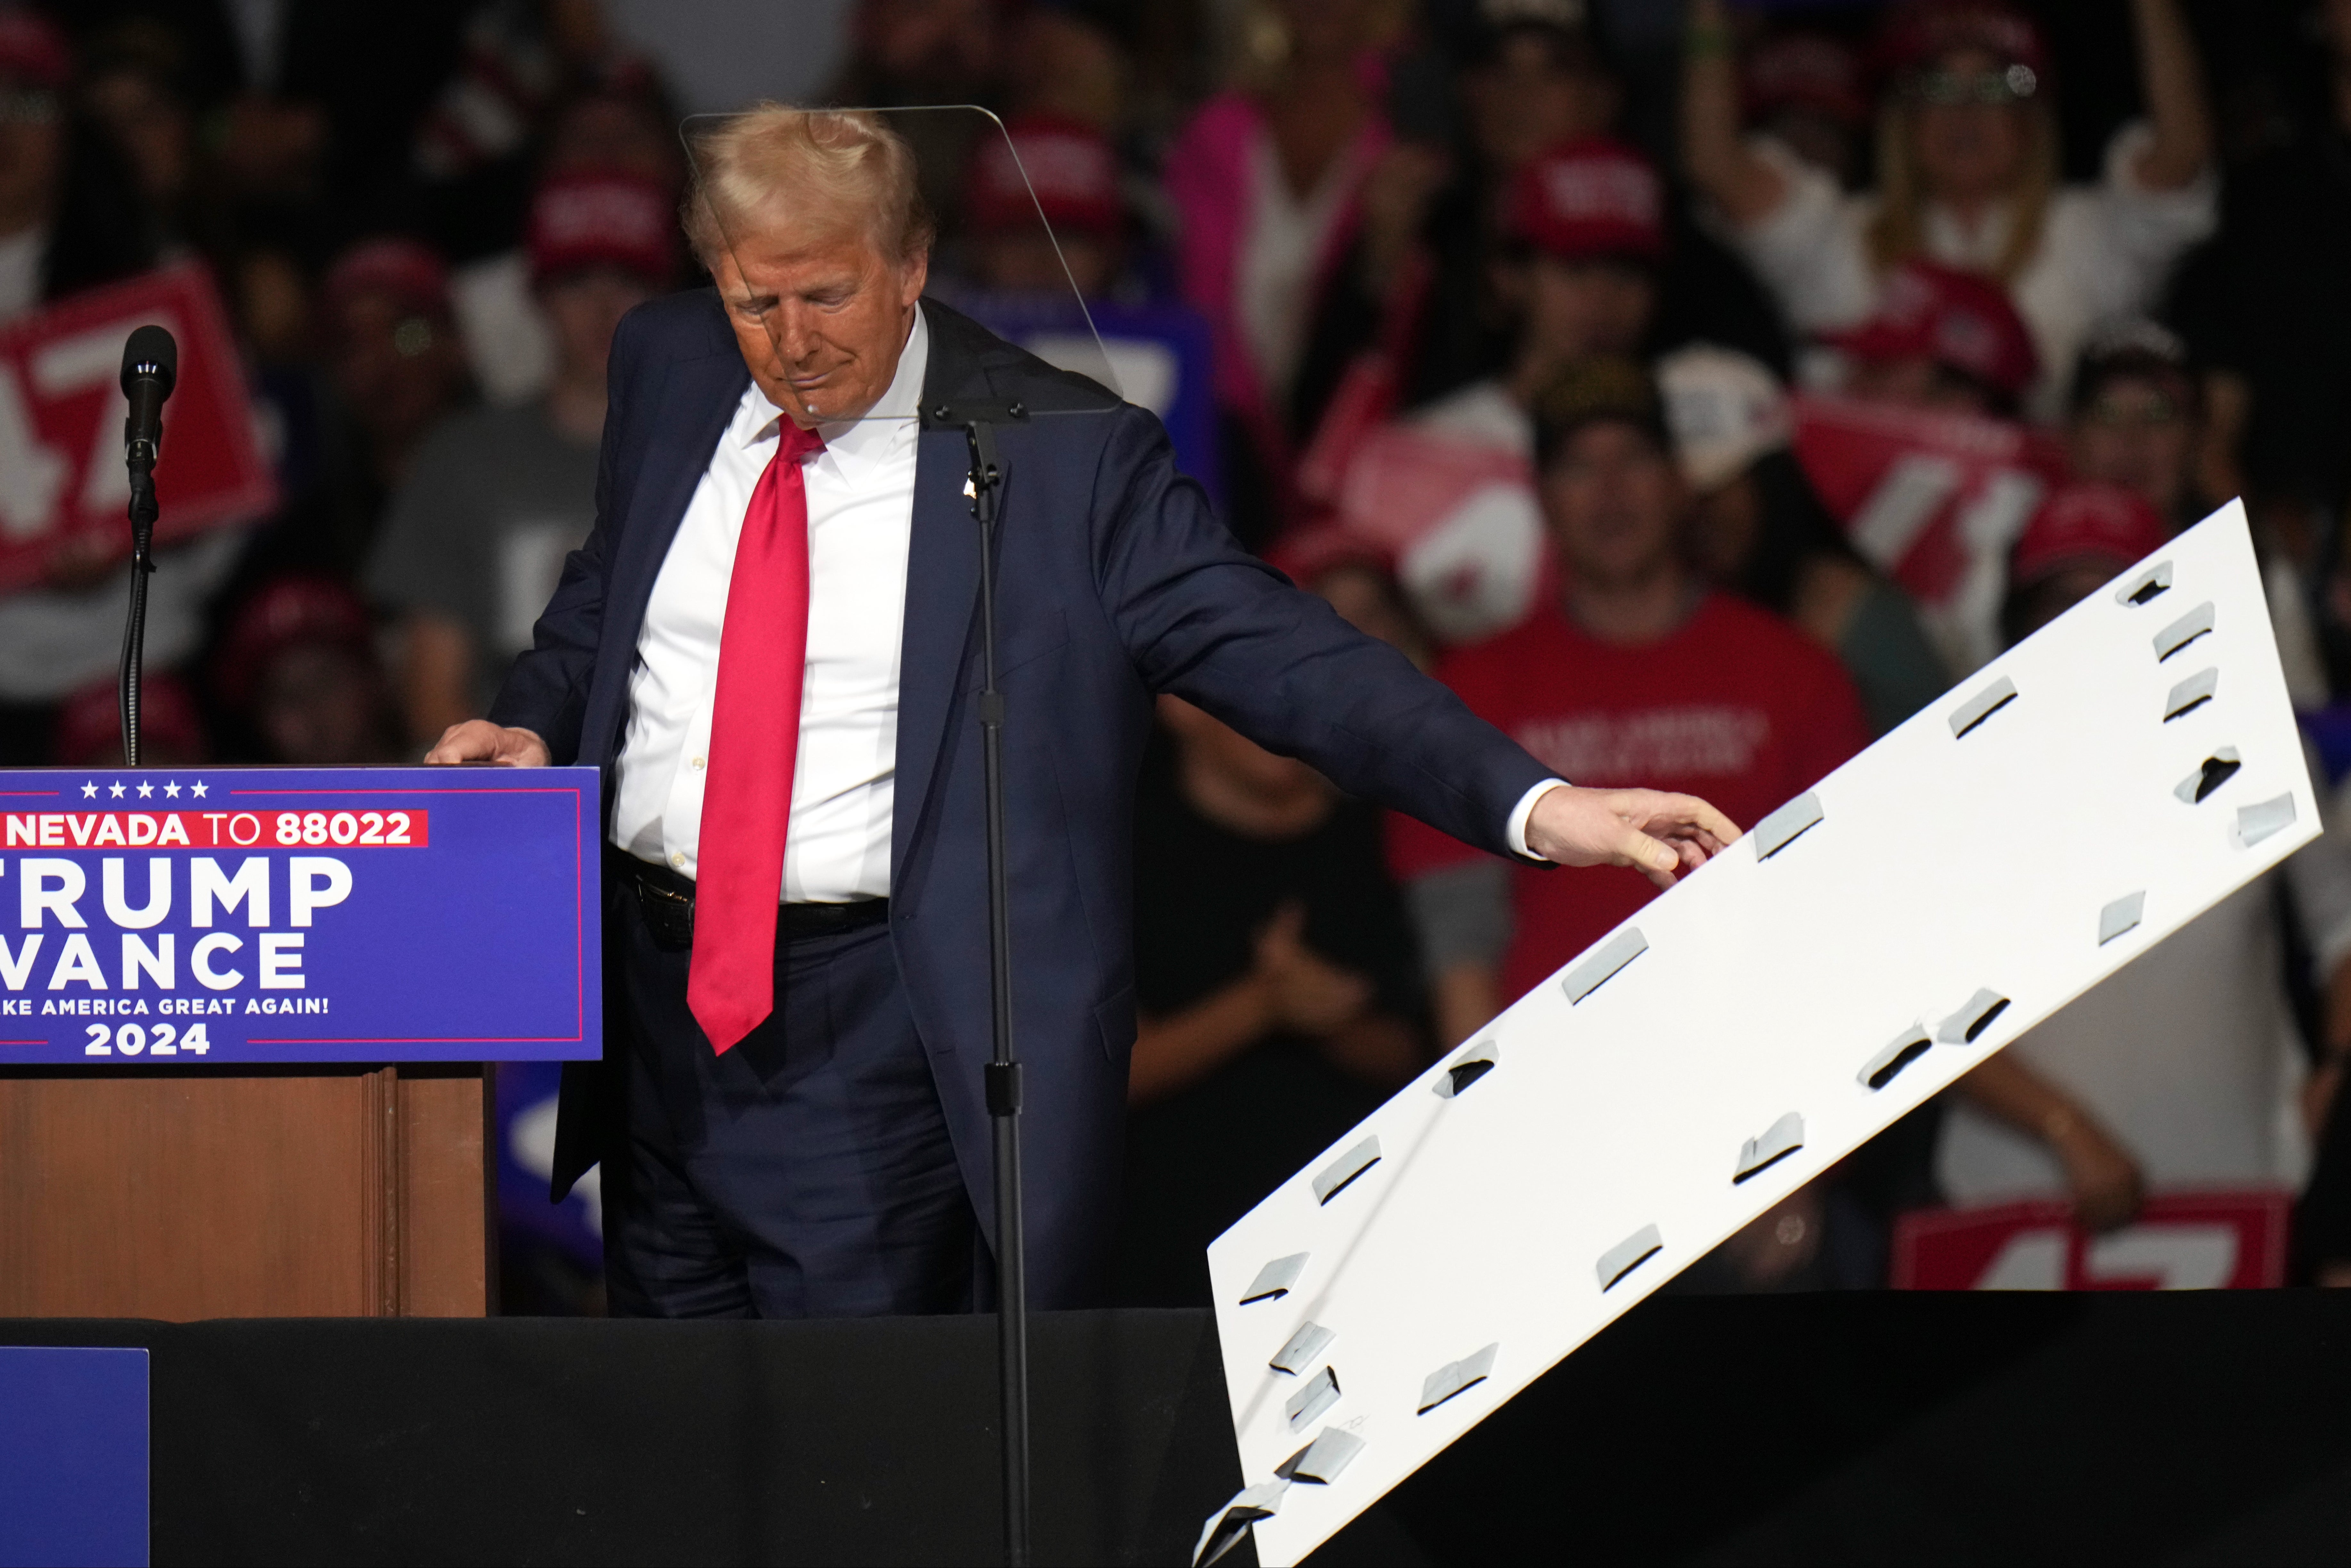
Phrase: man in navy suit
[{"left": 430, "top": 108, "right": 1738, "bottom": 1319}]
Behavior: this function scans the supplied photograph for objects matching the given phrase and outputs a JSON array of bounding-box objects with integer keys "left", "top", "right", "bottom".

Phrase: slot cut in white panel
[
  {"left": 1752, "top": 792, "right": 1824, "bottom": 861},
  {"left": 1732, "top": 1112, "right": 1805, "bottom": 1184},
  {"left": 1269, "top": 1322, "right": 1335, "bottom": 1376},
  {"left": 1279, "top": 1428, "right": 1364, "bottom": 1484},
  {"left": 2154, "top": 602, "right": 2215, "bottom": 662},
  {"left": 1311, "top": 1138, "right": 1381, "bottom": 1205},
  {"left": 1948, "top": 676, "right": 2018, "bottom": 738},
  {"left": 1239, "top": 1253, "right": 1307, "bottom": 1305},
  {"left": 1595, "top": 1225, "right": 1662, "bottom": 1290},
  {"left": 1560, "top": 928, "right": 1647, "bottom": 1003},
  {"left": 2099, "top": 892, "right": 2146, "bottom": 945},
  {"left": 1203, "top": 503, "right": 2319, "bottom": 1567},
  {"left": 1935, "top": 989, "right": 2010, "bottom": 1045},
  {"left": 1432, "top": 1041, "right": 1497, "bottom": 1098},
  {"left": 1284, "top": 1366, "right": 1340, "bottom": 1430},
  {"left": 2117, "top": 561, "right": 2172, "bottom": 606},
  {"left": 2164, "top": 667, "right": 2219, "bottom": 722},
  {"left": 1415, "top": 1344, "right": 1499, "bottom": 1414}
]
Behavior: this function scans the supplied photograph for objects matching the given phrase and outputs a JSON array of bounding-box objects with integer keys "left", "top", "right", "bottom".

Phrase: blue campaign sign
[
  {"left": 0, "top": 765, "right": 599, "bottom": 1063},
  {"left": 935, "top": 287, "right": 1223, "bottom": 509},
  {"left": 0, "top": 1346, "right": 148, "bottom": 1568}
]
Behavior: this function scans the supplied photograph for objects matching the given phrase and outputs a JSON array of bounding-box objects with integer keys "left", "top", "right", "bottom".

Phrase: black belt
[{"left": 608, "top": 848, "right": 889, "bottom": 951}]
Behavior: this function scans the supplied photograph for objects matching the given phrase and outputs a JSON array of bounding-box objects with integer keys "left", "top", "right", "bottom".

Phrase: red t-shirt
[{"left": 1394, "top": 593, "right": 1869, "bottom": 1000}]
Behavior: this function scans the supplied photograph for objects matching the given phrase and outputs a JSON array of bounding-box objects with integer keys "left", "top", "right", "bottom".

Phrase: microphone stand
[
  {"left": 119, "top": 442, "right": 160, "bottom": 766},
  {"left": 928, "top": 398, "right": 1032, "bottom": 1567}
]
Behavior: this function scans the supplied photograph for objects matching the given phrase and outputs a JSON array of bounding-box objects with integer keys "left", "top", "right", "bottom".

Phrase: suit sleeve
[
  {"left": 1089, "top": 406, "right": 1553, "bottom": 862},
  {"left": 485, "top": 306, "right": 643, "bottom": 764}
]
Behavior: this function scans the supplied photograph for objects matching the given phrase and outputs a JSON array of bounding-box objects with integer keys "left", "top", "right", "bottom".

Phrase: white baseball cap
[{"left": 1656, "top": 344, "right": 1792, "bottom": 494}]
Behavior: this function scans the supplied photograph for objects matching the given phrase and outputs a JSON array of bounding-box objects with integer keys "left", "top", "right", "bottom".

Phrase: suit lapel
[
  {"left": 892, "top": 424, "right": 982, "bottom": 888},
  {"left": 604, "top": 348, "right": 751, "bottom": 682},
  {"left": 892, "top": 303, "right": 998, "bottom": 889}
]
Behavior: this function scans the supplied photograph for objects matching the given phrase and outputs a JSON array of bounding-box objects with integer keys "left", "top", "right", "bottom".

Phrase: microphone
[
  {"left": 116, "top": 325, "right": 177, "bottom": 768},
  {"left": 119, "top": 324, "right": 177, "bottom": 478}
]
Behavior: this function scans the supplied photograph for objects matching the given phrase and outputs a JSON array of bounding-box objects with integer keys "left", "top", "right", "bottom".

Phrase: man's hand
[
  {"left": 1524, "top": 785, "right": 1742, "bottom": 890},
  {"left": 424, "top": 720, "right": 550, "bottom": 767}
]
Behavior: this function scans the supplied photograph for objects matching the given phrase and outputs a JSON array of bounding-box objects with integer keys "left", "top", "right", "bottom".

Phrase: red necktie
[{"left": 687, "top": 418, "right": 826, "bottom": 1053}]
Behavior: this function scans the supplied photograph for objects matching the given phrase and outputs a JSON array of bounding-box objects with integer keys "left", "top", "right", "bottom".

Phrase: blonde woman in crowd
[{"left": 1681, "top": 0, "right": 2215, "bottom": 420}]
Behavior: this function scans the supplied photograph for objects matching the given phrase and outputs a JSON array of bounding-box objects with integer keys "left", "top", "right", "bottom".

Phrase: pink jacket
[{"left": 1165, "top": 79, "right": 1391, "bottom": 455}]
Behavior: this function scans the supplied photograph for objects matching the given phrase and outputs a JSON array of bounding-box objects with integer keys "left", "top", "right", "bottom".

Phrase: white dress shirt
[
  {"left": 610, "top": 310, "right": 929, "bottom": 902},
  {"left": 611, "top": 304, "right": 1558, "bottom": 904}
]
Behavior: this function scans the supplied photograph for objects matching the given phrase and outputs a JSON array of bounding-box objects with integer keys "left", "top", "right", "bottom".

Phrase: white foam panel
[{"left": 1199, "top": 502, "right": 2317, "bottom": 1566}]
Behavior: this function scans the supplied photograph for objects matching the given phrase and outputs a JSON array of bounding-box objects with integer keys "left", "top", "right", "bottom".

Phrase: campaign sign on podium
[{"left": 0, "top": 766, "right": 598, "bottom": 1064}]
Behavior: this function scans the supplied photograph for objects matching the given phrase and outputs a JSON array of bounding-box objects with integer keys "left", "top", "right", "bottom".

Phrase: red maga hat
[
  {"left": 1834, "top": 259, "right": 2038, "bottom": 403},
  {"left": 2011, "top": 482, "right": 2170, "bottom": 591},
  {"left": 969, "top": 114, "right": 1124, "bottom": 238},
  {"left": 322, "top": 237, "right": 452, "bottom": 321},
  {"left": 1506, "top": 137, "right": 1666, "bottom": 263},
  {"left": 1743, "top": 31, "right": 1872, "bottom": 129},
  {"left": 0, "top": 7, "right": 69, "bottom": 89},
  {"left": 1878, "top": 0, "right": 2048, "bottom": 80},
  {"left": 55, "top": 674, "right": 205, "bottom": 768},
  {"left": 528, "top": 169, "right": 677, "bottom": 288},
  {"left": 213, "top": 576, "right": 377, "bottom": 712}
]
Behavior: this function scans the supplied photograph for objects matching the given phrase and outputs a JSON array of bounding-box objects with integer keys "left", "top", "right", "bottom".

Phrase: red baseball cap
[
  {"left": 1833, "top": 260, "right": 2038, "bottom": 404},
  {"left": 54, "top": 674, "right": 205, "bottom": 768},
  {"left": 2011, "top": 482, "right": 2170, "bottom": 591},
  {"left": 1878, "top": 0, "right": 2048, "bottom": 80},
  {"left": 213, "top": 576, "right": 377, "bottom": 712},
  {"left": 0, "top": 7, "right": 69, "bottom": 89},
  {"left": 1506, "top": 137, "right": 1666, "bottom": 264},
  {"left": 323, "top": 237, "right": 451, "bottom": 321},
  {"left": 528, "top": 170, "right": 677, "bottom": 288},
  {"left": 1743, "top": 32, "right": 1872, "bottom": 129},
  {"left": 969, "top": 114, "right": 1123, "bottom": 238}
]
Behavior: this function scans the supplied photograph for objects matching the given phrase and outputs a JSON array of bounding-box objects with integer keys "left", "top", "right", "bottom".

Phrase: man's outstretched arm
[{"left": 1091, "top": 406, "right": 1741, "bottom": 875}]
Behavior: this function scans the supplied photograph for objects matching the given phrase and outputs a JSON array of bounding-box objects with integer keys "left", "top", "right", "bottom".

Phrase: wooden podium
[
  {"left": 0, "top": 760, "right": 598, "bottom": 1321},
  {"left": 0, "top": 1064, "right": 494, "bottom": 1318}
]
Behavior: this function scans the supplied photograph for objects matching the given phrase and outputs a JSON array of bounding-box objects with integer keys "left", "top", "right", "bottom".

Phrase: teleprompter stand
[{"left": 925, "top": 396, "right": 1034, "bottom": 1566}]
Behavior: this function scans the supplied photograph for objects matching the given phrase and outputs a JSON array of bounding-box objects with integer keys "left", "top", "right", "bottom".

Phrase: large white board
[{"left": 1198, "top": 502, "right": 2316, "bottom": 1567}]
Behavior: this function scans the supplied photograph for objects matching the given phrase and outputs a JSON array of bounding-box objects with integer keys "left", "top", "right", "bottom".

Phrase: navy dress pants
[{"left": 602, "top": 889, "right": 985, "bottom": 1318}]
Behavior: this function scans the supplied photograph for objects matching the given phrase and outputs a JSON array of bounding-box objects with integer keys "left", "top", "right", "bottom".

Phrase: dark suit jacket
[{"left": 491, "top": 292, "right": 1554, "bottom": 1307}]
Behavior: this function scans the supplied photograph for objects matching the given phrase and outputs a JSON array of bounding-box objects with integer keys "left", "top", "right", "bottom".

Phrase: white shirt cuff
[{"left": 1508, "top": 779, "right": 1571, "bottom": 861}]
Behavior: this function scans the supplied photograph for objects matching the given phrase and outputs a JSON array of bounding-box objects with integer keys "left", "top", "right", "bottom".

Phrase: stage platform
[{"left": 7, "top": 1293, "right": 2350, "bottom": 1565}]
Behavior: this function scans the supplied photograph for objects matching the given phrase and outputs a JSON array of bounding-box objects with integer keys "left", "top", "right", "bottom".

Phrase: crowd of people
[{"left": 29, "top": 0, "right": 2351, "bottom": 1309}]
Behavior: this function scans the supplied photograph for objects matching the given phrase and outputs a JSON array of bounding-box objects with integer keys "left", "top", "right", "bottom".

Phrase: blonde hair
[
  {"left": 1864, "top": 97, "right": 2058, "bottom": 286},
  {"left": 681, "top": 104, "right": 934, "bottom": 267}
]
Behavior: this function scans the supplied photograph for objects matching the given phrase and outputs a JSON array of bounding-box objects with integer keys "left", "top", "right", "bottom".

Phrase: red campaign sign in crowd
[
  {"left": 0, "top": 262, "right": 276, "bottom": 593},
  {"left": 1328, "top": 423, "right": 1554, "bottom": 646},
  {"left": 1891, "top": 1191, "right": 2289, "bottom": 1291},
  {"left": 1791, "top": 393, "right": 2068, "bottom": 666}
]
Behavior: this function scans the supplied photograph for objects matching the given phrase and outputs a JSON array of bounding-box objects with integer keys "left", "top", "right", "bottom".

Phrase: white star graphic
[
  {"left": 163, "top": 781, "right": 179, "bottom": 798},
  {"left": 190, "top": 781, "right": 208, "bottom": 798},
  {"left": 136, "top": 781, "right": 153, "bottom": 798},
  {"left": 80, "top": 781, "right": 96, "bottom": 798},
  {"left": 108, "top": 781, "right": 125, "bottom": 799}
]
